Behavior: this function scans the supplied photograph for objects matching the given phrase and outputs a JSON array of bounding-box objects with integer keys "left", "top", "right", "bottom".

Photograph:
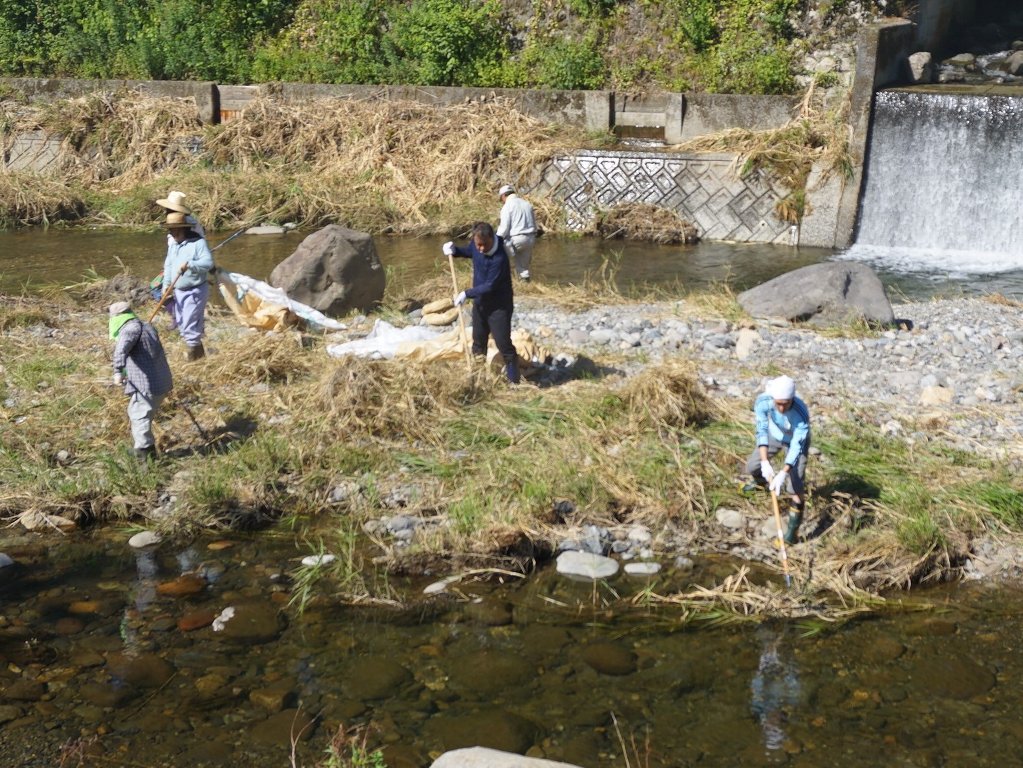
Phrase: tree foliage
[{"left": 0, "top": 0, "right": 818, "bottom": 93}]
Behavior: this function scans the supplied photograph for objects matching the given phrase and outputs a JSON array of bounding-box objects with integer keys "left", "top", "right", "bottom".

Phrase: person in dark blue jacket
[{"left": 443, "top": 222, "right": 520, "bottom": 383}]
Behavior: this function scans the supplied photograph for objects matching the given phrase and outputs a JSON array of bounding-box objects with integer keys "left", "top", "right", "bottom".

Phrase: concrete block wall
[{"left": 534, "top": 149, "right": 795, "bottom": 244}]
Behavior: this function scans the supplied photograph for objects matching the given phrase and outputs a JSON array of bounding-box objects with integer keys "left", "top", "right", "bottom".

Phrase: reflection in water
[
  {"left": 750, "top": 626, "right": 801, "bottom": 754},
  {"left": 119, "top": 547, "right": 159, "bottom": 654}
]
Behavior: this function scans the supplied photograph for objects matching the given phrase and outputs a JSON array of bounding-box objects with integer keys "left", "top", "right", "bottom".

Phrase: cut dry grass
[
  {"left": 595, "top": 203, "right": 699, "bottom": 244},
  {"left": 2, "top": 91, "right": 595, "bottom": 233}
]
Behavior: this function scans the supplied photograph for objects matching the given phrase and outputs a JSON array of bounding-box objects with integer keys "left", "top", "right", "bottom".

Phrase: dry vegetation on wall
[{"left": 0, "top": 92, "right": 597, "bottom": 233}]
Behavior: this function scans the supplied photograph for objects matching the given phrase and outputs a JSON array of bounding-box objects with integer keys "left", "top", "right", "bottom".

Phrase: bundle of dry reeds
[{"left": 595, "top": 202, "right": 699, "bottom": 244}]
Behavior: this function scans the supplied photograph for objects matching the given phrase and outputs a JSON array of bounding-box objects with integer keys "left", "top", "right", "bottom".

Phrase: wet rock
[
  {"left": 447, "top": 651, "right": 535, "bottom": 697},
  {"left": 156, "top": 574, "right": 207, "bottom": 598},
  {"left": 54, "top": 617, "right": 85, "bottom": 635},
  {"left": 3, "top": 680, "right": 45, "bottom": 702},
  {"left": 342, "top": 656, "right": 412, "bottom": 700},
  {"left": 430, "top": 747, "right": 583, "bottom": 768},
  {"left": 624, "top": 562, "right": 661, "bottom": 577},
  {"left": 860, "top": 635, "right": 905, "bottom": 663},
  {"left": 424, "top": 710, "right": 538, "bottom": 755},
  {"left": 107, "top": 652, "right": 175, "bottom": 688},
  {"left": 555, "top": 551, "right": 618, "bottom": 581},
  {"left": 912, "top": 657, "right": 995, "bottom": 699},
  {"left": 463, "top": 598, "right": 513, "bottom": 627},
  {"left": 128, "top": 531, "right": 162, "bottom": 548},
  {"left": 0, "top": 705, "right": 22, "bottom": 725},
  {"left": 79, "top": 682, "right": 134, "bottom": 708},
  {"left": 580, "top": 642, "right": 637, "bottom": 676},
  {"left": 211, "top": 602, "right": 286, "bottom": 643},
  {"left": 19, "top": 511, "right": 76, "bottom": 533},
  {"left": 177, "top": 608, "right": 218, "bottom": 632},
  {"left": 250, "top": 707, "right": 316, "bottom": 746},
  {"left": 250, "top": 685, "right": 292, "bottom": 713}
]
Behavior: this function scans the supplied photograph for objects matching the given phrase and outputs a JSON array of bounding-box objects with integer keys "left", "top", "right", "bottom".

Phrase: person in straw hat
[
  {"left": 162, "top": 210, "right": 214, "bottom": 360},
  {"left": 743, "top": 374, "right": 811, "bottom": 544},
  {"left": 496, "top": 184, "right": 537, "bottom": 283},
  {"left": 151, "top": 191, "right": 206, "bottom": 323},
  {"left": 109, "top": 300, "right": 173, "bottom": 463}
]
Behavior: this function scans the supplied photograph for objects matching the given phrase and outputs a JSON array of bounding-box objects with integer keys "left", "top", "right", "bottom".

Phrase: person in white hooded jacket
[{"left": 744, "top": 375, "right": 811, "bottom": 543}]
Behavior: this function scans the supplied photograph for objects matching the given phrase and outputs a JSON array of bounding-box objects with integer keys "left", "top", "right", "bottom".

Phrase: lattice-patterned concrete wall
[
  {"left": 4, "top": 131, "right": 63, "bottom": 175},
  {"left": 533, "top": 149, "right": 796, "bottom": 244}
]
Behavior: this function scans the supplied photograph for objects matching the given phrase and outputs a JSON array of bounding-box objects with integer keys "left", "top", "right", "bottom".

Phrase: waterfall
[{"left": 846, "top": 89, "right": 1023, "bottom": 276}]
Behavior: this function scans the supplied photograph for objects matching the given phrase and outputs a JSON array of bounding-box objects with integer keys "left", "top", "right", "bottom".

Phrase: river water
[
  {"left": 1, "top": 229, "right": 1015, "bottom": 301},
  {"left": 3, "top": 229, "right": 1023, "bottom": 767},
  {"left": 0, "top": 527, "right": 1020, "bottom": 768}
]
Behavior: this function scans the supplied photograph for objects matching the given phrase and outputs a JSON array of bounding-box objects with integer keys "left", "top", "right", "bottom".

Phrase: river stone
[
  {"left": 580, "top": 642, "right": 637, "bottom": 676},
  {"left": 250, "top": 685, "right": 292, "bottom": 713},
  {"left": 269, "top": 225, "right": 385, "bottom": 316},
  {"left": 3, "top": 679, "right": 46, "bottom": 701},
  {"left": 430, "top": 747, "right": 584, "bottom": 768},
  {"left": 156, "top": 574, "right": 206, "bottom": 598},
  {"left": 79, "top": 681, "right": 133, "bottom": 707},
  {"left": 128, "top": 530, "right": 162, "bottom": 548},
  {"left": 178, "top": 608, "right": 218, "bottom": 631},
  {"left": 424, "top": 710, "right": 538, "bottom": 754},
  {"left": 107, "top": 652, "right": 175, "bottom": 688},
  {"left": 860, "top": 635, "right": 905, "bottom": 663},
  {"left": 920, "top": 385, "right": 954, "bottom": 406},
  {"left": 0, "top": 553, "right": 14, "bottom": 568},
  {"left": 55, "top": 617, "right": 85, "bottom": 635},
  {"left": 463, "top": 598, "right": 514, "bottom": 626},
  {"left": 0, "top": 705, "right": 22, "bottom": 725},
  {"left": 555, "top": 551, "right": 619, "bottom": 581},
  {"left": 212, "top": 602, "right": 286, "bottom": 643},
  {"left": 715, "top": 508, "right": 745, "bottom": 530},
  {"left": 912, "top": 657, "right": 995, "bottom": 699},
  {"left": 447, "top": 650, "right": 535, "bottom": 696},
  {"left": 624, "top": 561, "right": 661, "bottom": 577},
  {"left": 342, "top": 655, "right": 412, "bottom": 700},
  {"left": 250, "top": 707, "right": 315, "bottom": 746},
  {"left": 737, "top": 262, "right": 894, "bottom": 327}
]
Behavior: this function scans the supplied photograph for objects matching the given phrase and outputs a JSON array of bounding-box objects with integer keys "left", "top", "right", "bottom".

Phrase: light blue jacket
[
  {"left": 754, "top": 392, "right": 810, "bottom": 468},
  {"left": 163, "top": 235, "right": 214, "bottom": 292}
]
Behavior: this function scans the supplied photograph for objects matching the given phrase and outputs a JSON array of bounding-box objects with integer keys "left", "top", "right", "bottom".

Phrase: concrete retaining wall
[{"left": 534, "top": 150, "right": 795, "bottom": 244}]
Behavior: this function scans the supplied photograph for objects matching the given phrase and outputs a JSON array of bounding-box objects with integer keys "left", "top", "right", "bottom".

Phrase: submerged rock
[{"left": 430, "top": 747, "right": 584, "bottom": 768}]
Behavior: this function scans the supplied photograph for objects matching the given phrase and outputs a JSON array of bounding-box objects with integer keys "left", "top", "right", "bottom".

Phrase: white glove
[
  {"left": 759, "top": 460, "right": 775, "bottom": 482},
  {"left": 442, "top": 241, "right": 455, "bottom": 256},
  {"left": 453, "top": 291, "right": 467, "bottom": 306},
  {"left": 113, "top": 372, "right": 124, "bottom": 386},
  {"left": 769, "top": 470, "right": 788, "bottom": 495}
]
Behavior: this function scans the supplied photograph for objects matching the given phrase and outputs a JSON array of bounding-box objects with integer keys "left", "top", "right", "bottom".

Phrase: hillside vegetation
[{"left": 0, "top": 0, "right": 911, "bottom": 93}]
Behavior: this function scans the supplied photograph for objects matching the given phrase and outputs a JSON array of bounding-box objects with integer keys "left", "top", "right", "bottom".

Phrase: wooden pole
[
  {"left": 148, "top": 264, "right": 188, "bottom": 323},
  {"left": 771, "top": 491, "right": 793, "bottom": 588},
  {"left": 447, "top": 253, "right": 473, "bottom": 371}
]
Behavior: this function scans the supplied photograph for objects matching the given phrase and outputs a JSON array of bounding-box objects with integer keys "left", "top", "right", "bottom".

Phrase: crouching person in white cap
[
  {"left": 744, "top": 375, "right": 811, "bottom": 543},
  {"left": 109, "top": 302, "right": 173, "bottom": 463}
]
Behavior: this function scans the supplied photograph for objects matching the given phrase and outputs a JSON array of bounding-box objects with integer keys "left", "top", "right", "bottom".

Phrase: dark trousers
[{"left": 471, "top": 301, "right": 517, "bottom": 364}]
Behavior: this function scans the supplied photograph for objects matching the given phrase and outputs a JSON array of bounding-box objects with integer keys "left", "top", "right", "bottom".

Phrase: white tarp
[
  {"left": 326, "top": 319, "right": 453, "bottom": 360},
  {"left": 217, "top": 271, "right": 348, "bottom": 332}
]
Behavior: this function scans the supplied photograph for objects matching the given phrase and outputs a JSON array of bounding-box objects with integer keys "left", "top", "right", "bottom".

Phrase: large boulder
[
  {"left": 269, "top": 226, "right": 385, "bottom": 316},
  {"left": 737, "top": 262, "right": 894, "bottom": 327}
]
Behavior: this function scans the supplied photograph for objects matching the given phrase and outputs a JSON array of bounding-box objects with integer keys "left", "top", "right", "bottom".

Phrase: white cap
[
  {"left": 499, "top": 184, "right": 515, "bottom": 197},
  {"left": 109, "top": 301, "right": 131, "bottom": 316},
  {"left": 766, "top": 375, "right": 796, "bottom": 401}
]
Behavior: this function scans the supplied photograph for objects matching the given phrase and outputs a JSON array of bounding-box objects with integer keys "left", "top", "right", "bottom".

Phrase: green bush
[
  {"left": 252, "top": 0, "right": 389, "bottom": 84},
  {"left": 518, "top": 33, "right": 607, "bottom": 90},
  {"left": 380, "top": 0, "right": 507, "bottom": 86}
]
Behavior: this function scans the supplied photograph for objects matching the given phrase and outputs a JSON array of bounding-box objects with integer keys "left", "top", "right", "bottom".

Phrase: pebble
[{"left": 128, "top": 531, "right": 162, "bottom": 549}]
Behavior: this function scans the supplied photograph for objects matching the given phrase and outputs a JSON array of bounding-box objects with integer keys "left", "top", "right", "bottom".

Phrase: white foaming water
[{"left": 845, "top": 90, "right": 1023, "bottom": 277}]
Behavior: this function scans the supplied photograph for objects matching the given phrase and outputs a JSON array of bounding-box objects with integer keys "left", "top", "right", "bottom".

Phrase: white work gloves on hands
[
  {"left": 442, "top": 241, "right": 455, "bottom": 256},
  {"left": 113, "top": 372, "right": 124, "bottom": 387},
  {"left": 759, "top": 460, "right": 775, "bottom": 482},
  {"left": 769, "top": 469, "right": 789, "bottom": 495},
  {"left": 453, "top": 291, "right": 467, "bottom": 307}
]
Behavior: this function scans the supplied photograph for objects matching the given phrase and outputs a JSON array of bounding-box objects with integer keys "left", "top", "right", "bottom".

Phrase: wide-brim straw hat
[
  {"left": 164, "top": 211, "right": 192, "bottom": 229},
  {"left": 156, "top": 190, "right": 192, "bottom": 214}
]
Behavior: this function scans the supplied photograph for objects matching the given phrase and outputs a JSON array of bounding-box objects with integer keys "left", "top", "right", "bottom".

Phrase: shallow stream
[{"left": 0, "top": 529, "right": 1021, "bottom": 767}]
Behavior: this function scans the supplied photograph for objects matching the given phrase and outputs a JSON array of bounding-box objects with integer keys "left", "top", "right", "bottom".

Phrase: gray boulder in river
[
  {"left": 270, "top": 225, "right": 386, "bottom": 316},
  {"left": 737, "top": 262, "right": 895, "bottom": 327}
]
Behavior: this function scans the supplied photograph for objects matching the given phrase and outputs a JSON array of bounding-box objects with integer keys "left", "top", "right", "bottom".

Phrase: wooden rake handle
[
  {"left": 771, "top": 490, "right": 792, "bottom": 588},
  {"left": 447, "top": 253, "right": 473, "bottom": 372}
]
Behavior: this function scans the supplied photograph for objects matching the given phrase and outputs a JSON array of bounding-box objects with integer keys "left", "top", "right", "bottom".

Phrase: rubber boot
[
  {"left": 783, "top": 510, "right": 803, "bottom": 545},
  {"left": 505, "top": 359, "right": 521, "bottom": 384},
  {"left": 186, "top": 343, "right": 205, "bottom": 361},
  {"left": 134, "top": 446, "right": 157, "bottom": 464}
]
